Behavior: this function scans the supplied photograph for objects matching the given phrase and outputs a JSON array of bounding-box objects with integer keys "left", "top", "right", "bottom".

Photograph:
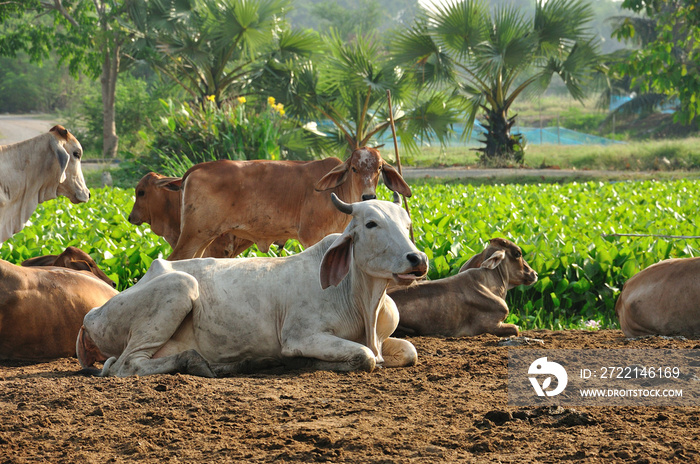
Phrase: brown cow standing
[
  {"left": 21, "top": 245, "right": 117, "bottom": 288},
  {"left": 0, "top": 259, "right": 118, "bottom": 360},
  {"left": 166, "top": 147, "right": 411, "bottom": 260},
  {"left": 129, "top": 172, "right": 250, "bottom": 258},
  {"left": 615, "top": 257, "right": 700, "bottom": 337},
  {"left": 389, "top": 238, "right": 538, "bottom": 337}
]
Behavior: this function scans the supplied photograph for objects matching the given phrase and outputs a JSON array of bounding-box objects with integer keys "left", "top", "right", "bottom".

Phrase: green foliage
[
  {"left": 0, "top": 188, "right": 165, "bottom": 291},
  {"left": 128, "top": 0, "right": 317, "bottom": 105},
  {"left": 138, "top": 97, "right": 312, "bottom": 176},
  {"left": 65, "top": 73, "right": 160, "bottom": 156},
  {"left": 393, "top": 0, "right": 602, "bottom": 164},
  {"left": 554, "top": 107, "right": 607, "bottom": 133},
  {"left": 408, "top": 179, "right": 700, "bottom": 330},
  {"left": 5, "top": 179, "right": 699, "bottom": 331},
  {"left": 613, "top": 0, "right": 700, "bottom": 125},
  {"left": 272, "top": 30, "right": 462, "bottom": 155}
]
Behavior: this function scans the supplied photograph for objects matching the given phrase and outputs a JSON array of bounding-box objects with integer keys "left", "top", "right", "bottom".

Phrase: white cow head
[
  {"left": 320, "top": 194, "right": 428, "bottom": 289},
  {"left": 50, "top": 125, "right": 90, "bottom": 204}
]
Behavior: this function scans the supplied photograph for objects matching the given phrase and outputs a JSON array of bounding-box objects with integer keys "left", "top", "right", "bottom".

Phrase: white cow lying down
[{"left": 77, "top": 195, "right": 428, "bottom": 377}]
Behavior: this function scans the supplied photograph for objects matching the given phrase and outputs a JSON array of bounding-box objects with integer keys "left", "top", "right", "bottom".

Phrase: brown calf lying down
[
  {"left": 129, "top": 172, "right": 250, "bottom": 258},
  {"left": 21, "top": 245, "right": 116, "bottom": 288},
  {"left": 0, "top": 259, "right": 118, "bottom": 360},
  {"left": 389, "top": 238, "right": 538, "bottom": 337},
  {"left": 616, "top": 257, "right": 700, "bottom": 337},
  {"left": 165, "top": 147, "right": 411, "bottom": 260}
]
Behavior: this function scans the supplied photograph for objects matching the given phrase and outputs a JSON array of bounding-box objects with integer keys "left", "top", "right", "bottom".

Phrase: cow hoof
[
  {"left": 353, "top": 353, "right": 376, "bottom": 373},
  {"left": 181, "top": 350, "right": 216, "bottom": 378}
]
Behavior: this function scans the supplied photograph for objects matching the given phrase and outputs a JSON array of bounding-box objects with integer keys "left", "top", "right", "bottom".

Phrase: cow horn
[{"left": 331, "top": 193, "right": 353, "bottom": 215}]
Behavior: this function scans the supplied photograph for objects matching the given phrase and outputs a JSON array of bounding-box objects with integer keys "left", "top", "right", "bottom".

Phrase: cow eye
[
  {"left": 366, "top": 221, "right": 377, "bottom": 229},
  {"left": 352, "top": 167, "right": 357, "bottom": 173},
  {"left": 137, "top": 190, "right": 145, "bottom": 197}
]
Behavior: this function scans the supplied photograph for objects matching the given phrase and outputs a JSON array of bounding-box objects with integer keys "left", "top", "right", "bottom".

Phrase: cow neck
[
  {"left": 0, "top": 136, "right": 59, "bottom": 242},
  {"left": 480, "top": 265, "right": 509, "bottom": 299},
  {"left": 342, "top": 263, "right": 388, "bottom": 358},
  {"left": 155, "top": 191, "right": 182, "bottom": 248}
]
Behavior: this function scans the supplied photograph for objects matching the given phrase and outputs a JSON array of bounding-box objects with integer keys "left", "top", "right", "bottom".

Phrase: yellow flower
[
  {"left": 237, "top": 96, "right": 246, "bottom": 104},
  {"left": 206, "top": 95, "right": 216, "bottom": 102},
  {"left": 267, "top": 96, "right": 276, "bottom": 106},
  {"left": 275, "top": 103, "right": 285, "bottom": 116}
]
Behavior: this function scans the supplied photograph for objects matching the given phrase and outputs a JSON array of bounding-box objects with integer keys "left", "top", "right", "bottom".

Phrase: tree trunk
[
  {"left": 101, "top": 42, "right": 120, "bottom": 159},
  {"left": 477, "top": 106, "right": 523, "bottom": 166}
]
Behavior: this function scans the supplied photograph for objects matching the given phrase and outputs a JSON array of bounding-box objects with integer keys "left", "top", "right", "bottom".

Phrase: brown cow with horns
[{"left": 165, "top": 147, "right": 411, "bottom": 260}]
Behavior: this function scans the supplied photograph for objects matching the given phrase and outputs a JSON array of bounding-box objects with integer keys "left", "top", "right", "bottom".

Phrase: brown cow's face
[
  {"left": 461, "top": 238, "right": 538, "bottom": 289},
  {"left": 314, "top": 147, "right": 412, "bottom": 200},
  {"left": 129, "top": 172, "right": 161, "bottom": 226},
  {"left": 348, "top": 147, "right": 383, "bottom": 201}
]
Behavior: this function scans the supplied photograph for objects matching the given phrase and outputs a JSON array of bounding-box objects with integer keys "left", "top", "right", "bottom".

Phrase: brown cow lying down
[
  {"left": 0, "top": 259, "right": 118, "bottom": 361},
  {"left": 165, "top": 147, "right": 411, "bottom": 260},
  {"left": 615, "top": 257, "right": 700, "bottom": 337},
  {"left": 389, "top": 238, "right": 538, "bottom": 337},
  {"left": 21, "top": 245, "right": 116, "bottom": 288},
  {"left": 129, "top": 172, "right": 252, "bottom": 258}
]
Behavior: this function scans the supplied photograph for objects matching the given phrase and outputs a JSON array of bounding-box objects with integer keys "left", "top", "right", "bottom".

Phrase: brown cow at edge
[
  {"left": 389, "top": 238, "right": 538, "bottom": 337},
  {"left": 22, "top": 246, "right": 117, "bottom": 288},
  {"left": 166, "top": 147, "right": 411, "bottom": 260},
  {"left": 615, "top": 257, "right": 700, "bottom": 337},
  {"left": 129, "top": 172, "right": 252, "bottom": 258},
  {"left": 0, "top": 259, "right": 118, "bottom": 360}
]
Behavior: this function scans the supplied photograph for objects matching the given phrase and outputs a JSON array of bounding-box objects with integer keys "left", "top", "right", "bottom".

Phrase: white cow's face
[
  {"left": 51, "top": 126, "right": 90, "bottom": 204},
  {"left": 321, "top": 196, "right": 428, "bottom": 288}
]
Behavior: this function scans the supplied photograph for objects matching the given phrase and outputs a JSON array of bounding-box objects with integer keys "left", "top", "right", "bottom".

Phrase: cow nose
[
  {"left": 361, "top": 194, "right": 376, "bottom": 201},
  {"left": 406, "top": 252, "right": 425, "bottom": 268}
]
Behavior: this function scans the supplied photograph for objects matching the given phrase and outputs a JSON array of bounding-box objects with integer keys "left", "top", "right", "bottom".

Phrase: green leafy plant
[
  {"left": 4, "top": 180, "right": 697, "bottom": 330},
  {"left": 138, "top": 97, "right": 313, "bottom": 176}
]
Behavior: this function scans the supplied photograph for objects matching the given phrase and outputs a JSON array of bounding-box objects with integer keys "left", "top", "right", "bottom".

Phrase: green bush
[
  {"left": 138, "top": 97, "right": 318, "bottom": 176},
  {"left": 6, "top": 179, "right": 699, "bottom": 331},
  {"left": 555, "top": 106, "right": 607, "bottom": 133},
  {"left": 66, "top": 74, "right": 160, "bottom": 157}
]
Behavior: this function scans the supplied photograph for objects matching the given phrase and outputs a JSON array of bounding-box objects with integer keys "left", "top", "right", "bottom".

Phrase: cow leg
[
  {"left": 86, "top": 272, "right": 214, "bottom": 378},
  {"left": 380, "top": 338, "right": 418, "bottom": 367},
  {"left": 490, "top": 323, "right": 519, "bottom": 337},
  {"left": 281, "top": 334, "right": 377, "bottom": 372},
  {"left": 376, "top": 296, "right": 417, "bottom": 367}
]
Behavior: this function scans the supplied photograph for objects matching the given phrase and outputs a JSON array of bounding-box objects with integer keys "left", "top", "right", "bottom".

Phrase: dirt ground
[{"left": 1, "top": 330, "right": 699, "bottom": 463}]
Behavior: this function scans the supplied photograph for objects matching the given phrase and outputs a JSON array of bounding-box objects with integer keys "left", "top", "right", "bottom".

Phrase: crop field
[{"left": 3, "top": 179, "right": 697, "bottom": 331}]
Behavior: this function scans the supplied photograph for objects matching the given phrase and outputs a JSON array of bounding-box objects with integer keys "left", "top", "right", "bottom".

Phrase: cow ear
[
  {"left": 459, "top": 251, "right": 485, "bottom": 272},
  {"left": 49, "top": 136, "right": 70, "bottom": 183},
  {"left": 480, "top": 250, "right": 506, "bottom": 270},
  {"left": 320, "top": 234, "right": 353, "bottom": 289},
  {"left": 381, "top": 163, "right": 411, "bottom": 198},
  {"left": 71, "top": 260, "right": 93, "bottom": 273},
  {"left": 157, "top": 177, "right": 182, "bottom": 192},
  {"left": 315, "top": 161, "right": 349, "bottom": 191}
]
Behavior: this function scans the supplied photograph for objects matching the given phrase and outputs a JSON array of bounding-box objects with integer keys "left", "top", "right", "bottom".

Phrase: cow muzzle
[{"left": 393, "top": 252, "right": 429, "bottom": 285}]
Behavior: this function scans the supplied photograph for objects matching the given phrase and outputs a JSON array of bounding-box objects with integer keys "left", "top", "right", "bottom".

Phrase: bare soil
[{"left": 1, "top": 329, "right": 699, "bottom": 463}]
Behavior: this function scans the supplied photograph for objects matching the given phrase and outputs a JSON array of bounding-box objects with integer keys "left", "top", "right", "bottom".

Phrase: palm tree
[
  {"left": 266, "top": 30, "right": 462, "bottom": 155},
  {"left": 127, "top": 0, "right": 318, "bottom": 107},
  {"left": 393, "top": 0, "right": 601, "bottom": 165}
]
